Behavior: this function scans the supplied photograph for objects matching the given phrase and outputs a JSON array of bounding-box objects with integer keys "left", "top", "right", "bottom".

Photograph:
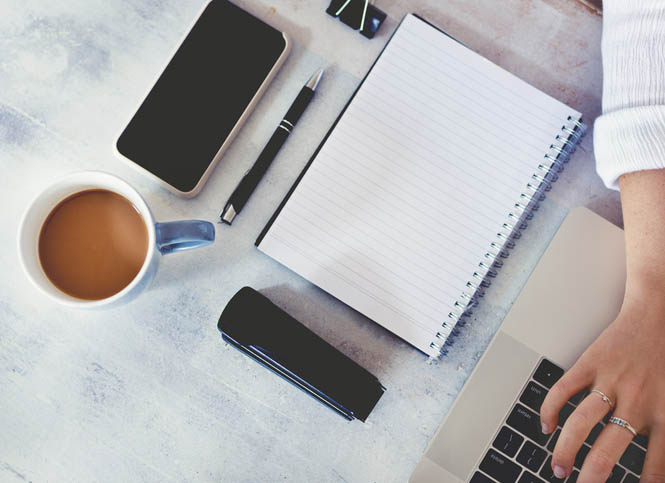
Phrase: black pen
[{"left": 220, "top": 68, "right": 325, "bottom": 224}]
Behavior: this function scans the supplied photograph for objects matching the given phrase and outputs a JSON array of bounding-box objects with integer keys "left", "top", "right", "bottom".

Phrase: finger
[
  {"left": 643, "top": 425, "right": 665, "bottom": 482},
  {"left": 579, "top": 413, "right": 634, "bottom": 482},
  {"left": 540, "top": 362, "right": 593, "bottom": 434},
  {"left": 550, "top": 391, "right": 612, "bottom": 478}
]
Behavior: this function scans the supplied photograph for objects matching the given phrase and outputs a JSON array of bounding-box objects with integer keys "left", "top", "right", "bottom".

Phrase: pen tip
[{"left": 306, "top": 68, "right": 325, "bottom": 91}]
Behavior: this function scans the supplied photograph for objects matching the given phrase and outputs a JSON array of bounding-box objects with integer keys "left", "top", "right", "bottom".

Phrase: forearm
[
  {"left": 540, "top": 4, "right": 665, "bottom": 480},
  {"left": 619, "top": 169, "right": 665, "bottom": 303},
  {"left": 597, "top": 0, "right": 665, "bottom": 299}
]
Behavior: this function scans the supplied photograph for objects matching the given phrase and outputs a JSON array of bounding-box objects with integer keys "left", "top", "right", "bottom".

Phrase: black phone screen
[{"left": 116, "top": 1, "right": 287, "bottom": 194}]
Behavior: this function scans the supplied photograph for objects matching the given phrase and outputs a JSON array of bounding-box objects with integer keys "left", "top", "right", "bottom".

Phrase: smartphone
[{"left": 116, "top": 0, "right": 290, "bottom": 197}]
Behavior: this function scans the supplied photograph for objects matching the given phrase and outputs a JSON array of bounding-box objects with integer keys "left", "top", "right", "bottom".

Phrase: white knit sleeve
[{"left": 594, "top": 1, "right": 665, "bottom": 190}]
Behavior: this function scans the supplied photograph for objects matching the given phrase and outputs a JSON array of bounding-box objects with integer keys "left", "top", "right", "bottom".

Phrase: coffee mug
[{"left": 18, "top": 171, "right": 215, "bottom": 308}]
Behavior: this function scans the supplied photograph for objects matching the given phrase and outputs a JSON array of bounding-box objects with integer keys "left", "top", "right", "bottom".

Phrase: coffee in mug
[
  {"left": 19, "top": 171, "right": 215, "bottom": 308},
  {"left": 38, "top": 189, "right": 149, "bottom": 300}
]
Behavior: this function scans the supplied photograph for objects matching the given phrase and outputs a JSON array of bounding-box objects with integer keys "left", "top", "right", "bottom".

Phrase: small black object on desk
[
  {"left": 326, "top": 0, "right": 387, "bottom": 38},
  {"left": 217, "top": 287, "right": 385, "bottom": 421},
  {"left": 220, "top": 68, "right": 324, "bottom": 224}
]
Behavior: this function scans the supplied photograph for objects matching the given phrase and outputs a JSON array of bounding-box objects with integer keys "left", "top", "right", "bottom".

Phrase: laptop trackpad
[{"left": 420, "top": 332, "right": 539, "bottom": 480}]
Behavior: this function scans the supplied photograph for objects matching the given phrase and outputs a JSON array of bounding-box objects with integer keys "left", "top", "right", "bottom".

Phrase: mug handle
[{"left": 155, "top": 221, "right": 215, "bottom": 255}]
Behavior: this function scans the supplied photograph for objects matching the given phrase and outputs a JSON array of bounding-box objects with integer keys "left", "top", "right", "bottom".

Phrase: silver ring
[
  {"left": 609, "top": 417, "right": 638, "bottom": 437},
  {"left": 591, "top": 389, "right": 614, "bottom": 409}
]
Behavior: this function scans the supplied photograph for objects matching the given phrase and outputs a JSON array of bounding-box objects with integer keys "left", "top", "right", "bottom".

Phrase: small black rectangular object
[
  {"left": 606, "top": 465, "right": 626, "bottom": 483},
  {"left": 217, "top": 287, "right": 385, "bottom": 421},
  {"left": 557, "top": 402, "right": 576, "bottom": 427},
  {"left": 506, "top": 404, "right": 550, "bottom": 446},
  {"left": 518, "top": 472, "right": 544, "bottom": 483},
  {"left": 540, "top": 456, "right": 565, "bottom": 482},
  {"left": 519, "top": 381, "right": 548, "bottom": 413},
  {"left": 492, "top": 426, "right": 523, "bottom": 458},
  {"left": 532, "top": 359, "right": 564, "bottom": 388},
  {"left": 479, "top": 449, "right": 522, "bottom": 483},
  {"left": 574, "top": 444, "right": 591, "bottom": 469},
  {"left": 516, "top": 440, "right": 547, "bottom": 472},
  {"left": 586, "top": 423, "right": 603, "bottom": 445},
  {"left": 325, "top": 0, "right": 387, "bottom": 38},
  {"left": 620, "top": 443, "right": 646, "bottom": 474},
  {"left": 470, "top": 472, "right": 495, "bottom": 483}
]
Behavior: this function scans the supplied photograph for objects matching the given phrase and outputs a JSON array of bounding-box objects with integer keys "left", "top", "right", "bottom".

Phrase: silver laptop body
[{"left": 410, "top": 207, "right": 627, "bottom": 482}]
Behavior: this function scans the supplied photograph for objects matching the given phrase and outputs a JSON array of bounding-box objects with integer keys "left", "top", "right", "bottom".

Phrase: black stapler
[{"left": 217, "top": 287, "right": 385, "bottom": 421}]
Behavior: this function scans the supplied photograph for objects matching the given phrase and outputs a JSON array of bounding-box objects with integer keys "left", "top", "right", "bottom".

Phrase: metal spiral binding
[{"left": 429, "top": 116, "right": 587, "bottom": 358}]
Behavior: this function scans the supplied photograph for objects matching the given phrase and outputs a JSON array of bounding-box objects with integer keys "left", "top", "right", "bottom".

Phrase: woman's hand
[
  {"left": 539, "top": 298, "right": 665, "bottom": 480},
  {"left": 540, "top": 169, "right": 665, "bottom": 481}
]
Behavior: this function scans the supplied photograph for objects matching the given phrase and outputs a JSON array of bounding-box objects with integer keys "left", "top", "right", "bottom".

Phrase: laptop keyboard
[{"left": 470, "top": 358, "right": 648, "bottom": 483}]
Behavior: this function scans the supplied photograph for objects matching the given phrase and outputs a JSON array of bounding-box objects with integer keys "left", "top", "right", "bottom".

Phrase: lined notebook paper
[{"left": 257, "top": 14, "right": 584, "bottom": 357}]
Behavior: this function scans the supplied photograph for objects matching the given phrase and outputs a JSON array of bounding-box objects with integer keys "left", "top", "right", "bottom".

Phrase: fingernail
[
  {"left": 553, "top": 466, "right": 567, "bottom": 478},
  {"left": 541, "top": 423, "right": 551, "bottom": 434}
]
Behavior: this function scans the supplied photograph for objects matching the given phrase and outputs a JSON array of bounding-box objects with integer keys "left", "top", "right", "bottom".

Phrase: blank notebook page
[{"left": 258, "top": 14, "right": 582, "bottom": 357}]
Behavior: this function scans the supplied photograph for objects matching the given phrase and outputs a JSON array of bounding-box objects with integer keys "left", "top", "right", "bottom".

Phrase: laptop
[{"left": 410, "top": 208, "right": 648, "bottom": 482}]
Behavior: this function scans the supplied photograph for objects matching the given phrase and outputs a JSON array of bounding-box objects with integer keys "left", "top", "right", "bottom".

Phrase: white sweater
[{"left": 594, "top": 0, "right": 665, "bottom": 190}]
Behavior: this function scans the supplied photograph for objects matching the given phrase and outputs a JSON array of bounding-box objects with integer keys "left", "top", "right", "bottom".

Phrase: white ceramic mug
[{"left": 18, "top": 171, "right": 215, "bottom": 308}]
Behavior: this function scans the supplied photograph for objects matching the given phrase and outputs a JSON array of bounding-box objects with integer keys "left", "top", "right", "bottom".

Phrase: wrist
[{"left": 623, "top": 269, "right": 665, "bottom": 312}]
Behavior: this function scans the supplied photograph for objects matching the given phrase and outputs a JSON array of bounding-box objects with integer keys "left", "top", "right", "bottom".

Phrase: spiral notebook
[{"left": 256, "top": 14, "right": 585, "bottom": 358}]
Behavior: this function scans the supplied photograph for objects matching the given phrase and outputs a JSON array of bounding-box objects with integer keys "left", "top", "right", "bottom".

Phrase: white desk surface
[{"left": 0, "top": 1, "right": 616, "bottom": 481}]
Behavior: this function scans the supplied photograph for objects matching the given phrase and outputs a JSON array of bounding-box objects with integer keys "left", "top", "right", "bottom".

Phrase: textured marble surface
[{"left": 1, "top": 1, "right": 616, "bottom": 482}]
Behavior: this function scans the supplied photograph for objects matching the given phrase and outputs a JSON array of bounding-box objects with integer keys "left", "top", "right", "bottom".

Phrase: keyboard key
[
  {"left": 619, "top": 443, "right": 645, "bottom": 474},
  {"left": 622, "top": 473, "right": 639, "bottom": 483},
  {"left": 507, "top": 404, "right": 551, "bottom": 446},
  {"left": 493, "top": 426, "right": 524, "bottom": 458},
  {"left": 547, "top": 429, "right": 560, "bottom": 452},
  {"left": 479, "top": 449, "right": 522, "bottom": 483},
  {"left": 573, "top": 444, "right": 590, "bottom": 470},
  {"left": 558, "top": 403, "right": 576, "bottom": 427},
  {"left": 518, "top": 472, "right": 546, "bottom": 483},
  {"left": 568, "top": 390, "right": 587, "bottom": 406},
  {"left": 533, "top": 359, "right": 564, "bottom": 388},
  {"left": 606, "top": 465, "right": 625, "bottom": 483},
  {"left": 520, "top": 382, "right": 548, "bottom": 413},
  {"left": 633, "top": 433, "right": 648, "bottom": 449},
  {"left": 566, "top": 471, "right": 578, "bottom": 482},
  {"left": 471, "top": 472, "right": 495, "bottom": 483},
  {"left": 585, "top": 423, "right": 603, "bottom": 445},
  {"left": 517, "top": 441, "right": 547, "bottom": 472},
  {"left": 540, "top": 456, "right": 565, "bottom": 482}
]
